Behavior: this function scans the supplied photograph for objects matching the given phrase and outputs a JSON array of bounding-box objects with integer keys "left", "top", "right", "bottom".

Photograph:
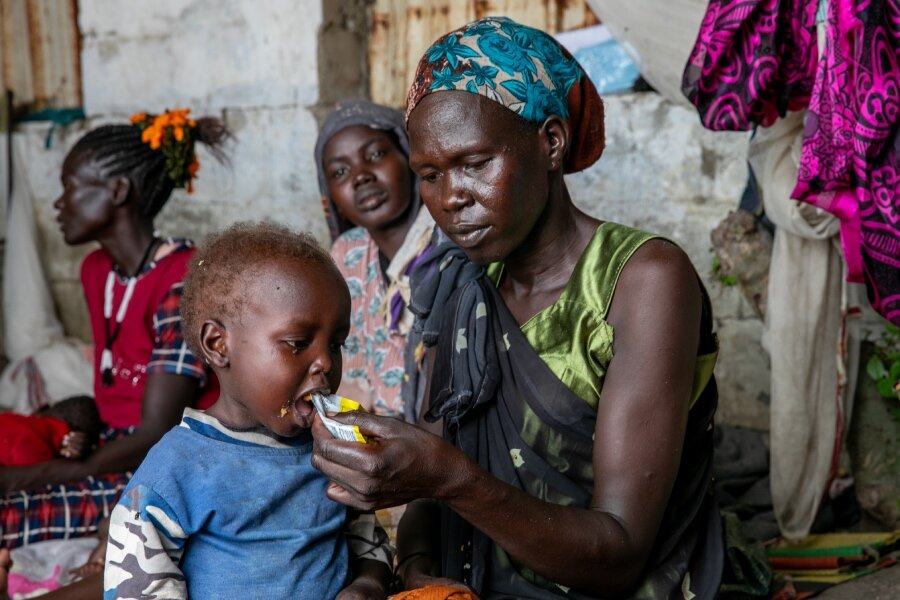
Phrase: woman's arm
[
  {"left": 0, "top": 373, "right": 197, "bottom": 494},
  {"left": 312, "top": 241, "right": 702, "bottom": 596}
]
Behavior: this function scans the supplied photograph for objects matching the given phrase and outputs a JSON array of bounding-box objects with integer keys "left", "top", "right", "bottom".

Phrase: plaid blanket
[{"left": 1, "top": 427, "right": 132, "bottom": 550}]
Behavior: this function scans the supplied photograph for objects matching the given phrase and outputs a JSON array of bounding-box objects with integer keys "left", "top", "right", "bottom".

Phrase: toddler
[
  {"left": 103, "top": 222, "right": 392, "bottom": 599},
  {"left": 0, "top": 396, "right": 102, "bottom": 467}
]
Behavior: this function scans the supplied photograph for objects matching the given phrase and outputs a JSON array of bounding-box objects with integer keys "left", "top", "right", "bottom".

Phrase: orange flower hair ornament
[{"left": 129, "top": 108, "right": 201, "bottom": 193}]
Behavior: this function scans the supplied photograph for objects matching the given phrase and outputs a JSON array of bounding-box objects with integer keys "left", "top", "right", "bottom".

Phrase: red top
[
  {"left": 81, "top": 240, "right": 217, "bottom": 429},
  {"left": 0, "top": 413, "right": 71, "bottom": 466}
]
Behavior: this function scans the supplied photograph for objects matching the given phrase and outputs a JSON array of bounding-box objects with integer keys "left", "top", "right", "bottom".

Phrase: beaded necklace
[{"left": 100, "top": 236, "right": 160, "bottom": 386}]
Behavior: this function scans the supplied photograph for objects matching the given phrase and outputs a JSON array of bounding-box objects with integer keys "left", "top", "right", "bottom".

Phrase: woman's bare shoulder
[{"left": 609, "top": 239, "right": 701, "bottom": 329}]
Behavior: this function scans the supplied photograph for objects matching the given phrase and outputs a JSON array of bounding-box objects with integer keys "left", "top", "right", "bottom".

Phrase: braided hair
[{"left": 68, "top": 116, "right": 229, "bottom": 218}]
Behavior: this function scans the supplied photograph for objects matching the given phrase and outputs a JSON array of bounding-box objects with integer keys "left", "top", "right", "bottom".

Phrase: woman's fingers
[
  {"left": 324, "top": 482, "right": 380, "bottom": 511},
  {"left": 310, "top": 412, "right": 336, "bottom": 443},
  {"left": 311, "top": 415, "right": 431, "bottom": 509},
  {"left": 312, "top": 441, "right": 398, "bottom": 507},
  {"left": 326, "top": 410, "right": 408, "bottom": 440},
  {"left": 311, "top": 411, "right": 462, "bottom": 509},
  {"left": 324, "top": 481, "right": 359, "bottom": 508},
  {"left": 311, "top": 413, "right": 415, "bottom": 475},
  {"left": 311, "top": 416, "right": 376, "bottom": 466}
]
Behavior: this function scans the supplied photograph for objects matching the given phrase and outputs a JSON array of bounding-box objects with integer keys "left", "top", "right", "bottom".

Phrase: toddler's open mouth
[{"left": 279, "top": 390, "right": 328, "bottom": 422}]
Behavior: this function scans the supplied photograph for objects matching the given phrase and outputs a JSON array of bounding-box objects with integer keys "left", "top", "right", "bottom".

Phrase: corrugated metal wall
[
  {"left": 0, "top": 0, "right": 81, "bottom": 116},
  {"left": 368, "top": 0, "right": 598, "bottom": 108}
]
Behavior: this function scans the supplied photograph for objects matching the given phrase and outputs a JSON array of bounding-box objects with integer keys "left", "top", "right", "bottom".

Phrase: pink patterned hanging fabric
[{"left": 683, "top": 0, "right": 900, "bottom": 324}]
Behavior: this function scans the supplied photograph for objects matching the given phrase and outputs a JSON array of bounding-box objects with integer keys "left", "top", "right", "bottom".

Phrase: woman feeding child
[{"left": 311, "top": 17, "right": 723, "bottom": 599}]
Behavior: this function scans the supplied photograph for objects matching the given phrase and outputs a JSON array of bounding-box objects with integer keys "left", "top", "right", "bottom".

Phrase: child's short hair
[
  {"left": 180, "top": 221, "right": 339, "bottom": 356},
  {"left": 42, "top": 395, "right": 103, "bottom": 442}
]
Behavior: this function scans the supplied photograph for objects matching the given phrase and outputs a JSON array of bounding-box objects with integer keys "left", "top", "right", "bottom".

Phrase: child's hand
[
  {"left": 336, "top": 572, "right": 388, "bottom": 600},
  {"left": 68, "top": 555, "right": 103, "bottom": 580},
  {"left": 70, "top": 517, "right": 109, "bottom": 580},
  {"left": 60, "top": 431, "right": 89, "bottom": 459}
]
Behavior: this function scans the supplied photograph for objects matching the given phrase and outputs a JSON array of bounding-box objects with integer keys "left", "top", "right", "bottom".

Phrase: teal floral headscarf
[{"left": 406, "top": 16, "right": 605, "bottom": 173}]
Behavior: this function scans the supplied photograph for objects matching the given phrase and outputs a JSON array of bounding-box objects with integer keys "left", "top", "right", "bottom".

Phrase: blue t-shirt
[{"left": 104, "top": 409, "right": 349, "bottom": 599}]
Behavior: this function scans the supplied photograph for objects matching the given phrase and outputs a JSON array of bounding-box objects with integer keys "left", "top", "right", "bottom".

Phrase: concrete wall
[
  {"left": 15, "top": 0, "right": 328, "bottom": 344},
  {"left": 77, "top": 0, "right": 326, "bottom": 235},
  {"left": 567, "top": 93, "right": 770, "bottom": 429},
  {"left": 8, "top": 1, "right": 770, "bottom": 428}
]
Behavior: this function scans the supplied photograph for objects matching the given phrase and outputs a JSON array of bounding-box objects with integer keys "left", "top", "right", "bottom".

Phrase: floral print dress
[{"left": 331, "top": 227, "right": 408, "bottom": 417}]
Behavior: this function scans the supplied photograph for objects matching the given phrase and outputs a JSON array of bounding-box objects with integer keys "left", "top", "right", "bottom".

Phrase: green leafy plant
[
  {"left": 865, "top": 324, "right": 900, "bottom": 416},
  {"left": 710, "top": 251, "right": 737, "bottom": 287}
]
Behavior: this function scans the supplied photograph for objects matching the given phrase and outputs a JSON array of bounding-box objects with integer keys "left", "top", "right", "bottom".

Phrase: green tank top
[{"left": 488, "top": 221, "right": 717, "bottom": 410}]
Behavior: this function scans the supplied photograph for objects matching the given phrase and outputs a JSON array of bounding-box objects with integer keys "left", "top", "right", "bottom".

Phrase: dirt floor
[{"left": 817, "top": 564, "right": 900, "bottom": 599}]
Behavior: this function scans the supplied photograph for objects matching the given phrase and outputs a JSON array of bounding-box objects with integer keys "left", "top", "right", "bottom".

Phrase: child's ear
[
  {"left": 200, "top": 320, "right": 229, "bottom": 368},
  {"left": 111, "top": 176, "right": 132, "bottom": 207}
]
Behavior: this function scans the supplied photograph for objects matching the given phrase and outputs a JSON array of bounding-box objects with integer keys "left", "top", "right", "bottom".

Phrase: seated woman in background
[
  {"left": 311, "top": 17, "right": 723, "bottom": 599},
  {"left": 315, "top": 100, "right": 433, "bottom": 421},
  {"left": 0, "top": 109, "right": 224, "bottom": 553}
]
